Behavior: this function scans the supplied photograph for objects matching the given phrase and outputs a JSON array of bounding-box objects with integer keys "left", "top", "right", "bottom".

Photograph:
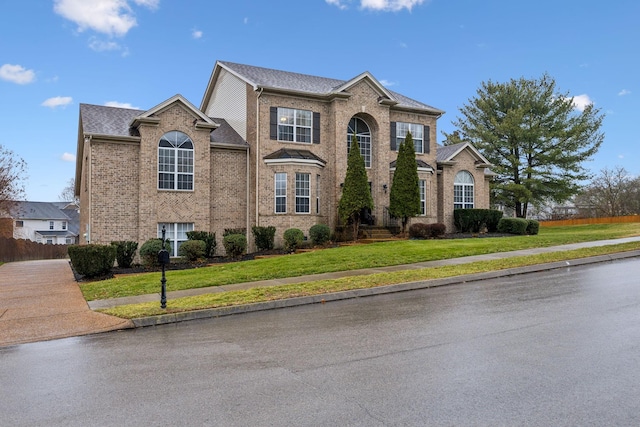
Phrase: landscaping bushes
[
  {"left": 186, "top": 231, "right": 216, "bottom": 258},
  {"left": 526, "top": 219, "right": 540, "bottom": 235},
  {"left": 68, "top": 244, "right": 116, "bottom": 278},
  {"left": 408, "top": 223, "right": 447, "bottom": 239},
  {"left": 110, "top": 241, "right": 138, "bottom": 268},
  {"left": 454, "top": 209, "right": 503, "bottom": 233},
  {"left": 223, "top": 234, "right": 247, "bottom": 258},
  {"left": 251, "top": 226, "right": 276, "bottom": 251},
  {"left": 283, "top": 228, "right": 304, "bottom": 253},
  {"left": 139, "top": 238, "right": 171, "bottom": 267},
  {"left": 309, "top": 224, "right": 331, "bottom": 245},
  {"left": 178, "top": 240, "right": 206, "bottom": 261},
  {"left": 497, "top": 218, "right": 529, "bottom": 235}
]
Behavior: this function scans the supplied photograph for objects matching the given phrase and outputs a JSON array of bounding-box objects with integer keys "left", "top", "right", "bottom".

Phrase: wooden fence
[
  {"left": 539, "top": 215, "right": 640, "bottom": 227},
  {"left": 0, "top": 237, "right": 69, "bottom": 263}
]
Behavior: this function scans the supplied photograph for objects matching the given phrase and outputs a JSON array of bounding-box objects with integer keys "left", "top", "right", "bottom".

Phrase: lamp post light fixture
[{"left": 158, "top": 225, "right": 170, "bottom": 309}]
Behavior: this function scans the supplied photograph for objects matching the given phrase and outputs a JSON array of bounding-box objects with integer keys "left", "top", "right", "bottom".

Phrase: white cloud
[
  {"left": 569, "top": 94, "right": 593, "bottom": 112},
  {"left": 53, "top": 0, "right": 158, "bottom": 37},
  {"left": 89, "top": 37, "right": 121, "bottom": 52},
  {"left": 61, "top": 152, "right": 76, "bottom": 162},
  {"left": 0, "top": 64, "right": 36, "bottom": 84},
  {"left": 618, "top": 89, "right": 631, "bottom": 96},
  {"left": 41, "top": 96, "right": 73, "bottom": 108},
  {"left": 379, "top": 79, "right": 396, "bottom": 87},
  {"left": 244, "top": 17, "right": 249, "bottom": 24},
  {"left": 105, "top": 101, "right": 139, "bottom": 109},
  {"left": 192, "top": 29, "right": 203, "bottom": 39},
  {"left": 327, "top": 0, "right": 428, "bottom": 11}
]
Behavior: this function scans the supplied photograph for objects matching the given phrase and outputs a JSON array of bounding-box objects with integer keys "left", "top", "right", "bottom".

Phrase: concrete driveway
[{"left": 0, "top": 259, "right": 133, "bottom": 347}]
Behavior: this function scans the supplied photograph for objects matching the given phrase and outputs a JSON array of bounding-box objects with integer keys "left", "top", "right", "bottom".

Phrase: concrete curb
[{"left": 132, "top": 250, "right": 640, "bottom": 328}]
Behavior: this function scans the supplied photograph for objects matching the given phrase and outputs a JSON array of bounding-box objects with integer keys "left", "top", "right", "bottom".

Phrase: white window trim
[
  {"left": 158, "top": 131, "right": 194, "bottom": 191},
  {"left": 277, "top": 108, "right": 313, "bottom": 144},
  {"left": 275, "top": 173, "right": 287, "bottom": 214},
  {"left": 396, "top": 122, "right": 424, "bottom": 154},
  {"left": 295, "top": 173, "right": 311, "bottom": 214},
  {"left": 419, "top": 179, "right": 426, "bottom": 216},
  {"left": 454, "top": 171, "right": 475, "bottom": 209},
  {"left": 158, "top": 222, "right": 194, "bottom": 257}
]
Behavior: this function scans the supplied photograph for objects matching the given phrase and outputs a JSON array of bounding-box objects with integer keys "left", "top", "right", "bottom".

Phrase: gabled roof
[
  {"left": 436, "top": 142, "right": 492, "bottom": 166},
  {"left": 202, "top": 61, "right": 444, "bottom": 115},
  {"left": 131, "top": 94, "right": 218, "bottom": 129},
  {"left": 210, "top": 118, "right": 249, "bottom": 149},
  {"left": 389, "top": 159, "right": 434, "bottom": 171},
  {"left": 79, "top": 104, "right": 144, "bottom": 137}
]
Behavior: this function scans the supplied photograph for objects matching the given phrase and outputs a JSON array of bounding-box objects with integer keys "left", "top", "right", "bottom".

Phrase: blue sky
[{"left": 1, "top": 0, "right": 638, "bottom": 202}]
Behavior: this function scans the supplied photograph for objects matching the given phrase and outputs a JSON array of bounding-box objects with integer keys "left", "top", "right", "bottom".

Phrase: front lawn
[{"left": 81, "top": 222, "right": 640, "bottom": 301}]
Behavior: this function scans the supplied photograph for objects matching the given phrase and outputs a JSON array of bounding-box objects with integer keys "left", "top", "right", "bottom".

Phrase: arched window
[
  {"left": 454, "top": 171, "right": 474, "bottom": 209},
  {"left": 347, "top": 117, "right": 371, "bottom": 168},
  {"left": 158, "top": 131, "right": 194, "bottom": 190}
]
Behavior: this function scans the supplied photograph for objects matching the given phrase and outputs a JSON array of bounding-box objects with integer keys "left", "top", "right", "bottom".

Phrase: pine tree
[
  {"left": 338, "top": 135, "right": 373, "bottom": 240},
  {"left": 389, "top": 132, "right": 421, "bottom": 235}
]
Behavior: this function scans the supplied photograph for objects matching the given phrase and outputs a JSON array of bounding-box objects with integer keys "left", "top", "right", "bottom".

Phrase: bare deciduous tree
[{"left": 0, "top": 144, "right": 27, "bottom": 216}]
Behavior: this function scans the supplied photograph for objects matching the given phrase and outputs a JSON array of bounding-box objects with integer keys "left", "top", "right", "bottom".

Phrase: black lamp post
[{"left": 158, "top": 226, "right": 169, "bottom": 309}]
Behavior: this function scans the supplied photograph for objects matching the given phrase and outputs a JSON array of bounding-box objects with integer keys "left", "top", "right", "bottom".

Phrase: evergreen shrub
[
  {"left": 526, "top": 219, "right": 540, "bottom": 235},
  {"left": 223, "top": 234, "right": 246, "bottom": 258},
  {"left": 110, "top": 240, "right": 138, "bottom": 268},
  {"left": 179, "top": 240, "right": 206, "bottom": 261},
  {"left": 186, "top": 231, "right": 216, "bottom": 258},
  {"left": 309, "top": 224, "right": 331, "bottom": 245},
  {"left": 140, "top": 238, "right": 172, "bottom": 267},
  {"left": 497, "top": 218, "right": 529, "bottom": 235},
  {"left": 68, "top": 244, "right": 116, "bottom": 278},
  {"left": 283, "top": 228, "right": 304, "bottom": 253},
  {"left": 251, "top": 226, "right": 276, "bottom": 251},
  {"left": 454, "top": 209, "right": 503, "bottom": 233}
]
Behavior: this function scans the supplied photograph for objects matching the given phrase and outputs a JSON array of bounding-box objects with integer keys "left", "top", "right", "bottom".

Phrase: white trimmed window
[
  {"left": 419, "top": 179, "right": 426, "bottom": 216},
  {"left": 295, "top": 173, "right": 310, "bottom": 214},
  {"left": 316, "top": 174, "right": 320, "bottom": 214},
  {"left": 49, "top": 221, "right": 54, "bottom": 230},
  {"left": 454, "top": 171, "right": 475, "bottom": 209},
  {"left": 275, "top": 173, "right": 287, "bottom": 213},
  {"left": 158, "top": 222, "right": 194, "bottom": 257},
  {"left": 158, "top": 131, "right": 194, "bottom": 191},
  {"left": 347, "top": 117, "right": 371, "bottom": 168},
  {"left": 396, "top": 122, "right": 424, "bottom": 154},
  {"left": 278, "top": 108, "right": 312, "bottom": 143}
]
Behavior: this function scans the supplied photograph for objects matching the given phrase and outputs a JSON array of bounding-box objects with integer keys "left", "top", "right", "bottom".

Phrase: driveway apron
[{"left": 0, "top": 259, "right": 133, "bottom": 347}]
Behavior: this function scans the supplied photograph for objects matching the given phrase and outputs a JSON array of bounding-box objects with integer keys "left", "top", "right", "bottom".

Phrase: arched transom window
[
  {"left": 347, "top": 117, "right": 371, "bottom": 168},
  {"left": 158, "top": 131, "right": 194, "bottom": 190},
  {"left": 454, "top": 170, "right": 474, "bottom": 209}
]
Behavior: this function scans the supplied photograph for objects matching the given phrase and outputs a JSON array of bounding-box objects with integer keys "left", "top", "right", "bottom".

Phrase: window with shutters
[
  {"left": 276, "top": 108, "right": 312, "bottom": 143},
  {"left": 394, "top": 122, "right": 424, "bottom": 154}
]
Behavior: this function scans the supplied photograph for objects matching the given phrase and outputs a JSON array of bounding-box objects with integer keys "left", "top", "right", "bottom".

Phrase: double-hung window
[
  {"left": 158, "top": 222, "right": 194, "bottom": 257},
  {"left": 275, "top": 173, "right": 287, "bottom": 213},
  {"left": 295, "top": 173, "right": 310, "bottom": 214},
  {"left": 395, "top": 122, "right": 424, "bottom": 154},
  {"left": 158, "top": 131, "right": 194, "bottom": 190},
  {"left": 278, "top": 108, "right": 312, "bottom": 143}
]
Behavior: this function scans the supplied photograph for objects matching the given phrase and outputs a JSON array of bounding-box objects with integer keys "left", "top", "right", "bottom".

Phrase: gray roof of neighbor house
[
  {"left": 11, "top": 201, "right": 71, "bottom": 221},
  {"left": 218, "top": 61, "right": 445, "bottom": 115}
]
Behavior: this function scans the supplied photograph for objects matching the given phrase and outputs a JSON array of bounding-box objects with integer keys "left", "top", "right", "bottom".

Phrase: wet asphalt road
[{"left": 2, "top": 258, "right": 640, "bottom": 426}]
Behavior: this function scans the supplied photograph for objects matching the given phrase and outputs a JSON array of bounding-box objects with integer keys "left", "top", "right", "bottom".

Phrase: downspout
[
  {"left": 85, "top": 134, "right": 92, "bottom": 244},
  {"left": 255, "top": 88, "right": 263, "bottom": 230}
]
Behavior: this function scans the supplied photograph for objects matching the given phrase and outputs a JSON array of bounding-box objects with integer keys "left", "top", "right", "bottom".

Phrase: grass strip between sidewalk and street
[{"left": 97, "top": 241, "right": 640, "bottom": 319}]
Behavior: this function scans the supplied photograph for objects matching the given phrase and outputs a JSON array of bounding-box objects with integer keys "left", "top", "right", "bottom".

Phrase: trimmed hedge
[
  {"left": 110, "top": 240, "right": 138, "bottom": 268},
  {"left": 223, "top": 234, "right": 246, "bottom": 258},
  {"left": 497, "top": 218, "right": 529, "bottom": 235},
  {"left": 454, "top": 209, "right": 504, "bottom": 233},
  {"left": 526, "top": 219, "right": 540, "bottom": 235},
  {"left": 139, "top": 238, "right": 172, "bottom": 267},
  {"left": 283, "top": 228, "right": 304, "bottom": 253},
  {"left": 251, "top": 226, "right": 276, "bottom": 251},
  {"left": 179, "top": 240, "right": 206, "bottom": 261},
  {"left": 186, "top": 231, "right": 216, "bottom": 258},
  {"left": 408, "top": 223, "right": 447, "bottom": 239},
  {"left": 309, "top": 224, "right": 331, "bottom": 245},
  {"left": 68, "top": 244, "right": 116, "bottom": 278},
  {"left": 223, "top": 228, "right": 246, "bottom": 237}
]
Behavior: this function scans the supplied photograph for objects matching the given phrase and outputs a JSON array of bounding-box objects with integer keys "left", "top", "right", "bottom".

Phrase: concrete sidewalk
[
  {"left": 0, "top": 259, "right": 134, "bottom": 347},
  {"left": 2, "top": 237, "right": 639, "bottom": 347}
]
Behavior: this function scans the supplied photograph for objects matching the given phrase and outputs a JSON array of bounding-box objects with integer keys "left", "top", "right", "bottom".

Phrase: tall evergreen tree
[
  {"left": 389, "top": 132, "right": 421, "bottom": 235},
  {"left": 444, "top": 73, "right": 604, "bottom": 218},
  {"left": 338, "top": 135, "right": 373, "bottom": 241}
]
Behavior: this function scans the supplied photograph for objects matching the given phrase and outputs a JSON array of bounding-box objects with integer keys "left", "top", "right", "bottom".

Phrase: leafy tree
[
  {"left": 575, "top": 166, "right": 640, "bottom": 217},
  {"left": 338, "top": 135, "right": 373, "bottom": 240},
  {"left": 0, "top": 144, "right": 27, "bottom": 216},
  {"left": 58, "top": 178, "right": 79, "bottom": 205},
  {"left": 444, "top": 73, "right": 604, "bottom": 218},
  {"left": 389, "top": 132, "right": 421, "bottom": 235}
]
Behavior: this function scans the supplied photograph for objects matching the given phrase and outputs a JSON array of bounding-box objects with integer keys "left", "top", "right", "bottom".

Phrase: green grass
[
  {"left": 99, "top": 241, "right": 640, "bottom": 319},
  {"left": 81, "top": 222, "right": 640, "bottom": 301}
]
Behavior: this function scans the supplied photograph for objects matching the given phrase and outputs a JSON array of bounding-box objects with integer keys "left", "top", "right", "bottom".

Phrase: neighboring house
[
  {"left": 75, "top": 60, "right": 492, "bottom": 255},
  {"left": 8, "top": 201, "right": 79, "bottom": 245}
]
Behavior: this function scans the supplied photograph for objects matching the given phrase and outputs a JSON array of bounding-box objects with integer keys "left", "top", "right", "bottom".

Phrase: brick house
[{"left": 75, "top": 60, "right": 492, "bottom": 255}]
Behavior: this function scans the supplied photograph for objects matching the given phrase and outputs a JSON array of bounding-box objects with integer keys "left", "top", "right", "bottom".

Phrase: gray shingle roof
[
  {"left": 219, "top": 61, "right": 444, "bottom": 114},
  {"left": 210, "top": 118, "right": 249, "bottom": 148},
  {"left": 80, "top": 103, "right": 144, "bottom": 137},
  {"left": 435, "top": 143, "right": 465, "bottom": 162},
  {"left": 264, "top": 148, "right": 327, "bottom": 164},
  {"left": 389, "top": 159, "right": 434, "bottom": 169},
  {"left": 11, "top": 201, "right": 71, "bottom": 220}
]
